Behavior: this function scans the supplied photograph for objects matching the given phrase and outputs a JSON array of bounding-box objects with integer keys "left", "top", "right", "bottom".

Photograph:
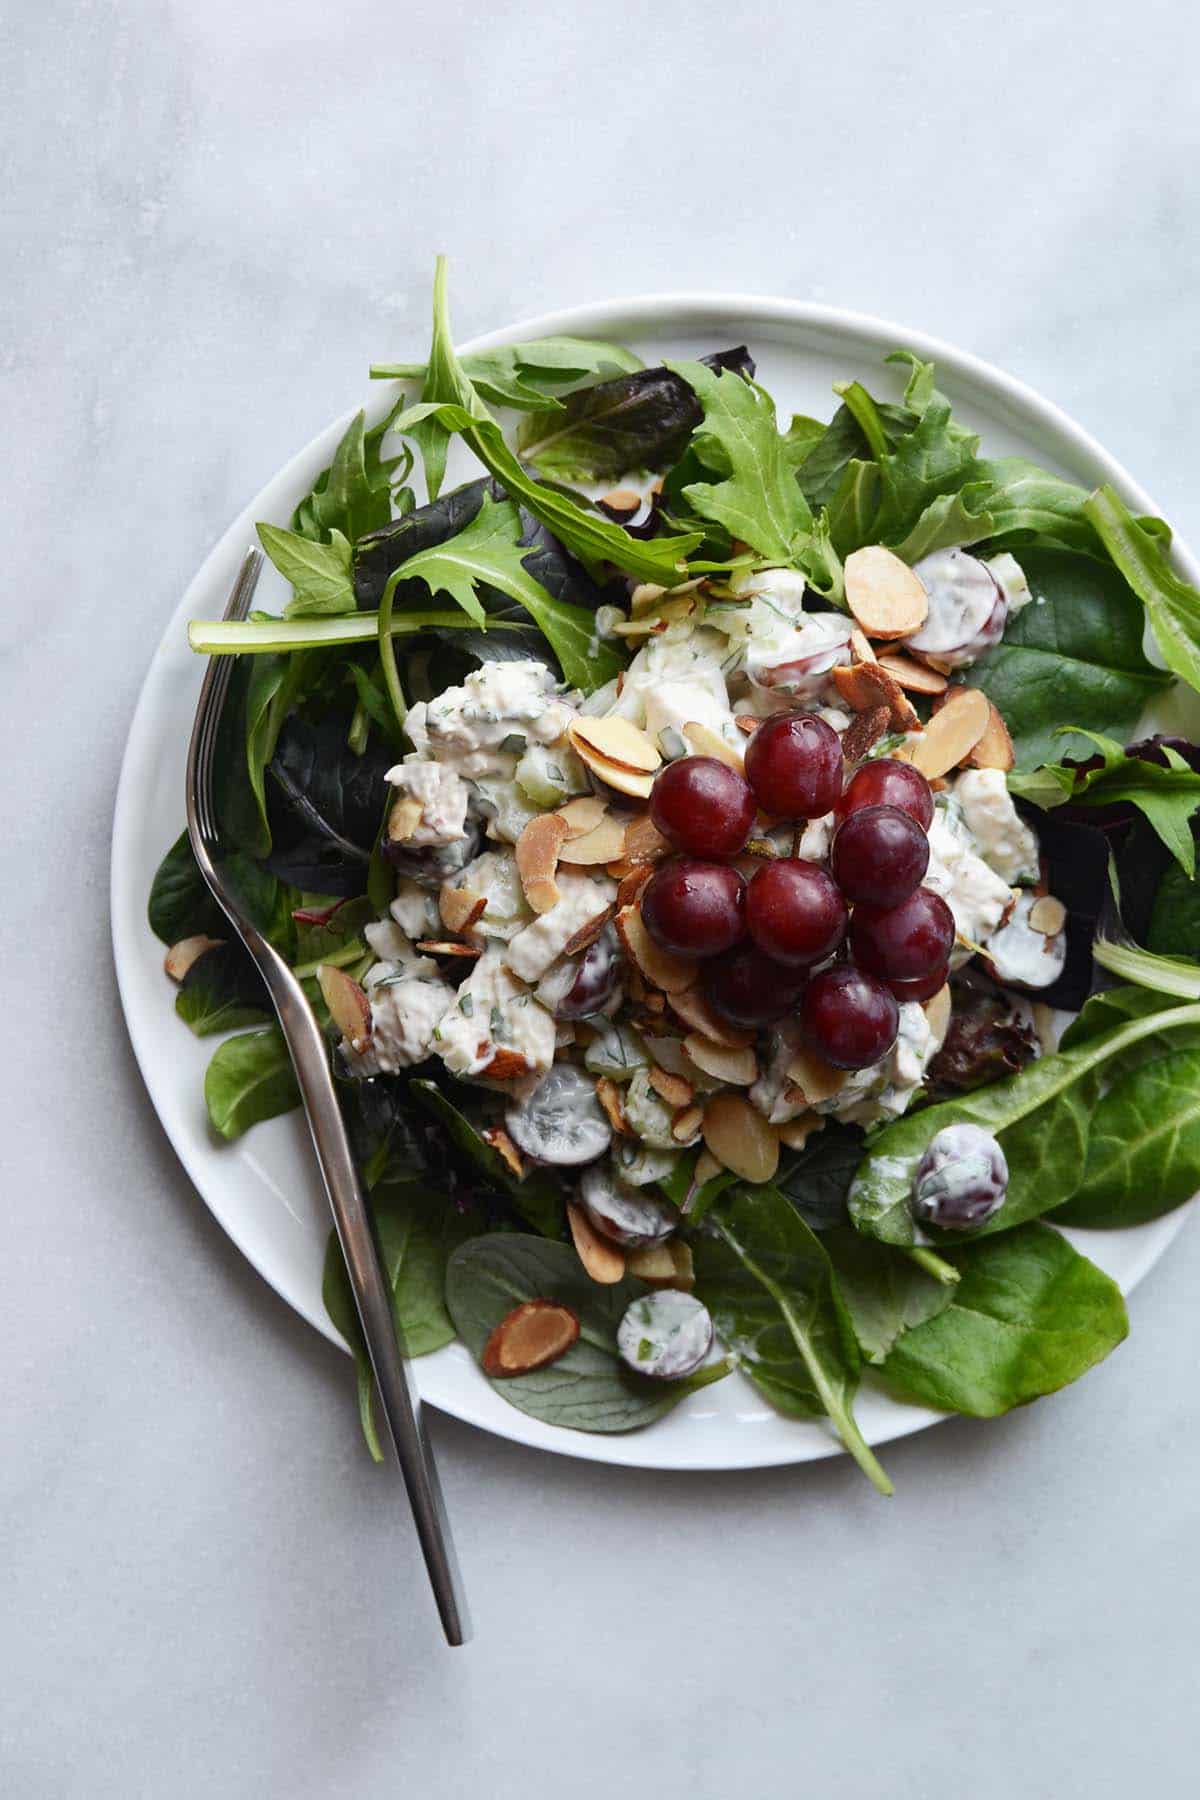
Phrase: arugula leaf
[
  {"left": 378, "top": 493, "right": 623, "bottom": 692},
  {"left": 781, "top": 414, "right": 827, "bottom": 469},
  {"left": 204, "top": 1026, "right": 299, "bottom": 1139},
  {"left": 444, "top": 1235, "right": 731, "bottom": 1433},
  {"left": 372, "top": 337, "right": 642, "bottom": 412},
  {"left": 795, "top": 395, "right": 915, "bottom": 508},
  {"left": 878, "top": 1224, "right": 1128, "bottom": 1416},
  {"left": 256, "top": 523, "right": 355, "bottom": 618},
  {"left": 291, "top": 410, "right": 408, "bottom": 546},
  {"left": 970, "top": 458, "right": 1097, "bottom": 555},
  {"left": 868, "top": 361, "right": 980, "bottom": 545},
  {"left": 689, "top": 1185, "right": 892, "bottom": 1494},
  {"left": 969, "top": 550, "right": 1171, "bottom": 768},
  {"left": 848, "top": 994, "right": 1200, "bottom": 1246},
  {"left": 1009, "top": 728, "right": 1200, "bottom": 875},
  {"left": 662, "top": 359, "right": 816, "bottom": 565},
  {"left": 1085, "top": 484, "right": 1200, "bottom": 696},
  {"left": 1053, "top": 1049, "right": 1200, "bottom": 1229}
]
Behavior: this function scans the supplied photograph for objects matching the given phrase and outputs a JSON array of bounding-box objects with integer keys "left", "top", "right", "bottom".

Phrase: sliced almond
[
  {"left": 569, "top": 716, "right": 662, "bottom": 775},
  {"left": 567, "top": 1200, "right": 626, "bottom": 1284},
  {"left": 844, "top": 545, "right": 929, "bottom": 639},
  {"left": 600, "top": 486, "right": 642, "bottom": 519},
  {"left": 648, "top": 1066, "right": 695, "bottom": 1109},
  {"left": 481, "top": 1301, "right": 580, "bottom": 1377},
  {"left": 318, "top": 965, "right": 372, "bottom": 1051},
  {"left": 841, "top": 705, "right": 891, "bottom": 763},
  {"left": 1032, "top": 1001, "right": 1058, "bottom": 1055},
  {"left": 481, "top": 1047, "right": 533, "bottom": 1082},
  {"left": 683, "top": 1033, "right": 758, "bottom": 1087},
  {"left": 627, "top": 1240, "right": 695, "bottom": 1291},
  {"left": 877, "top": 651, "right": 948, "bottom": 696},
  {"left": 671, "top": 1104, "right": 704, "bottom": 1144},
  {"left": 622, "top": 814, "right": 670, "bottom": 865},
  {"left": 667, "top": 985, "right": 756, "bottom": 1050},
  {"left": 631, "top": 581, "right": 668, "bottom": 617},
  {"left": 416, "top": 939, "right": 483, "bottom": 958},
  {"left": 785, "top": 1046, "right": 848, "bottom": 1105},
  {"left": 164, "top": 935, "right": 222, "bottom": 983},
  {"left": 481, "top": 1126, "right": 525, "bottom": 1180},
  {"left": 734, "top": 715, "right": 761, "bottom": 737},
  {"left": 515, "top": 813, "right": 568, "bottom": 915},
  {"left": 595, "top": 1075, "right": 630, "bottom": 1134},
  {"left": 702, "top": 1093, "right": 780, "bottom": 1185},
  {"left": 966, "top": 699, "right": 1015, "bottom": 772},
  {"left": 695, "top": 1148, "right": 722, "bottom": 1185},
  {"left": 923, "top": 982, "right": 952, "bottom": 1050},
  {"left": 559, "top": 815, "right": 628, "bottom": 865},
  {"left": 831, "top": 661, "right": 921, "bottom": 731},
  {"left": 1029, "top": 895, "right": 1067, "bottom": 936},
  {"left": 575, "top": 753, "right": 654, "bottom": 801},
  {"left": 386, "top": 794, "right": 424, "bottom": 843},
  {"left": 775, "top": 1114, "right": 825, "bottom": 1152},
  {"left": 617, "top": 866, "right": 654, "bottom": 910},
  {"left": 439, "top": 885, "right": 487, "bottom": 936},
  {"left": 562, "top": 903, "right": 617, "bottom": 957},
  {"left": 898, "top": 685, "right": 990, "bottom": 778},
  {"left": 555, "top": 795, "right": 609, "bottom": 839},
  {"left": 614, "top": 906, "right": 696, "bottom": 996},
  {"left": 681, "top": 720, "right": 744, "bottom": 770},
  {"left": 849, "top": 627, "right": 878, "bottom": 664}
]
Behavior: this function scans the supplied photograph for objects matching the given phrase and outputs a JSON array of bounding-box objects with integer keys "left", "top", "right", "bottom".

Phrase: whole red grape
[
  {"left": 887, "top": 964, "right": 951, "bottom": 1003},
  {"left": 744, "top": 711, "right": 844, "bottom": 819},
  {"left": 744, "top": 859, "right": 847, "bottom": 967},
  {"left": 849, "top": 889, "right": 956, "bottom": 982},
  {"left": 641, "top": 859, "right": 746, "bottom": 959},
  {"left": 650, "top": 756, "right": 756, "bottom": 859},
  {"left": 800, "top": 964, "right": 899, "bottom": 1070},
  {"left": 831, "top": 804, "right": 929, "bottom": 907},
  {"left": 702, "top": 942, "right": 808, "bottom": 1028},
  {"left": 836, "top": 757, "right": 934, "bottom": 830}
]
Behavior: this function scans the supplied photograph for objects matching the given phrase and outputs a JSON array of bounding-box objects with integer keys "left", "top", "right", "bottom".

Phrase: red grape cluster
[{"left": 642, "top": 715, "right": 954, "bottom": 1070}]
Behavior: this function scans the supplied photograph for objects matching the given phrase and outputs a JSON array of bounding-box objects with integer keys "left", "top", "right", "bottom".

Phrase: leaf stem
[
  {"left": 188, "top": 612, "right": 536, "bottom": 656},
  {"left": 905, "top": 1247, "right": 961, "bottom": 1286},
  {"left": 377, "top": 572, "right": 408, "bottom": 732}
]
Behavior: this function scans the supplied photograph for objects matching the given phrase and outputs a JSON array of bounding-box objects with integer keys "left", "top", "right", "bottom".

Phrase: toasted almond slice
[
  {"left": 694, "top": 1148, "right": 722, "bottom": 1185},
  {"left": 627, "top": 1240, "right": 695, "bottom": 1291},
  {"left": 831, "top": 661, "right": 921, "bottom": 731},
  {"left": 600, "top": 486, "right": 642, "bottom": 519},
  {"left": 897, "top": 685, "right": 989, "bottom": 778},
  {"left": 439, "top": 885, "right": 487, "bottom": 935},
  {"left": 570, "top": 716, "right": 662, "bottom": 775},
  {"left": 482, "top": 1300, "right": 580, "bottom": 1377},
  {"left": 415, "top": 939, "right": 483, "bottom": 958},
  {"left": 682, "top": 721, "right": 744, "bottom": 770},
  {"left": 667, "top": 985, "right": 756, "bottom": 1050},
  {"left": 775, "top": 1114, "right": 826, "bottom": 1152},
  {"left": 559, "top": 816, "right": 628, "bottom": 865},
  {"left": 921, "top": 652, "right": 956, "bottom": 676},
  {"left": 923, "top": 982, "right": 952, "bottom": 1050},
  {"left": 631, "top": 581, "right": 668, "bottom": 617},
  {"left": 1032, "top": 1001, "right": 1058, "bottom": 1055},
  {"left": 595, "top": 1075, "right": 630, "bottom": 1134},
  {"left": 671, "top": 1104, "right": 704, "bottom": 1144},
  {"left": 614, "top": 905, "right": 696, "bottom": 995},
  {"left": 1029, "top": 895, "right": 1068, "bottom": 936},
  {"left": 734, "top": 715, "right": 760, "bottom": 736},
  {"left": 164, "top": 934, "right": 222, "bottom": 982},
  {"left": 785, "top": 1046, "right": 848, "bottom": 1104},
  {"left": 622, "top": 814, "right": 670, "bottom": 865},
  {"left": 515, "top": 813, "right": 568, "bottom": 915},
  {"left": 626, "top": 966, "right": 647, "bottom": 1005},
  {"left": 555, "top": 795, "right": 609, "bottom": 839},
  {"left": 576, "top": 752, "right": 655, "bottom": 801},
  {"left": 702, "top": 1093, "right": 780, "bottom": 1185},
  {"left": 877, "top": 651, "right": 949, "bottom": 696},
  {"left": 683, "top": 1033, "right": 758, "bottom": 1087},
  {"left": 617, "top": 866, "right": 654, "bottom": 909},
  {"left": 841, "top": 705, "right": 891, "bottom": 764},
  {"left": 648, "top": 1066, "right": 694, "bottom": 1109},
  {"left": 849, "top": 627, "right": 878, "bottom": 664},
  {"left": 563, "top": 903, "right": 617, "bottom": 957},
  {"left": 481, "top": 1126, "right": 525, "bottom": 1180},
  {"left": 386, "top": 794, "right": 424, "bottom": 843},
  {"left": 966, "top": 699, "right": 1015, "bottom": 772},
  {"left": 318, "top": 965, "right": 372, "bottom": 1050},
  {"left": 844, "top": 545, "right": 929, "bottom": 639},
  {"left": 567, "top": 1200, "right": 627, "bottom": 1284},
  {"left": 483, "top": 1048, "right": 534, "bottom": 1082}
]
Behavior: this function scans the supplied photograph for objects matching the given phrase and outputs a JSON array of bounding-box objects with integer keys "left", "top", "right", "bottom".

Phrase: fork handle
[{"left": 250, "top": 940, "right": 471, "bottom": 1646}]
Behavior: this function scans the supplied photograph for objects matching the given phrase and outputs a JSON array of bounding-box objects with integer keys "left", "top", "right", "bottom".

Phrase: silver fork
[{"left": 186, "top": 547, "right": 470, "bottom": 1647}]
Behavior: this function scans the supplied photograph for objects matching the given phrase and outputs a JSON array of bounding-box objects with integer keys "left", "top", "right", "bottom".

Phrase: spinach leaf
[
  {"left": 690, "top": 1186, "right": 892, "bottom": 1494},
  {"left": 379, "top": 492, "right": 623, "bottom": 692},
  {"left": 848, "top": 994, "right": 1200, "bottom": 1246},
  {"left": 969, "top": 550, "right": 1171, "bottom": 768},
  {"left": 516, "top": 347, "right": 754, "bottom": 481},
  {"left": 971, "top": 458, "right": 1098, "bottom": 555},
  {"left": 1148, "top": 860, "right": 1200, "bottom": 957},
  {"left": 445, "top": 1234, "right": 731, "bottom": 1432},
  {"left": 822, "top": 1227, "right": 954, "bottom": 1364},
  {"left": 409, "top": 1079, "right": 563, "bottom": 1237},
  {"left": 324, "top": 1179, "right": 482, "bottom": 1460},
  {"left": 204, "top": 1026, "right": 299, "bottom": 1139},
  {"left": 372, "top": 336, "right": 642, "bottom": 412},
  {"left": 1086, "top": 485, "right": 1200, "bottom": 695},
  {"left": 392, "top": 260, "right": 702, "bottom": 585},
  {"left": 878, "top": 1224, "right": 1128, "bottom": 1416},
  {"left": 775, "top": 1121, "right": 865, "bottom": 1233},
  {"left": 263, "top": 715, "right": 393, "bottom": 896},
  {"left": 175, "top": 943, "right": 271, "bottom": 1037},
  {"left": 148, "top": 831, "right": 227, "bottom": 944},
  {"left": 257, "top": 523, "right": 356, "bottom": 618},
  {"left": 292, "top": 895, "right": 374, "bottom": 966},
  {"left": 1053, "top": 1049, "right": 1200, "bottom": 1228},
  {"left": 1009, "top": 729, "right": 1200, "bottom": 876},
  {"left": 291, "top": 410, "right": 407, "bottom": 546}
]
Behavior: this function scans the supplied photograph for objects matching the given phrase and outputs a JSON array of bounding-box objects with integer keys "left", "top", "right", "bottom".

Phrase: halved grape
[
  {"left": 556, "top": 930, "right": 620, "bottom": 1018},
  {"left": 799, "top": 964, "right": 899, "bottom": 1070},
  {"left": 580, "top": 1162, "right": 678, "bottom": 1248},
  {"left": 905, "top": 549, "right": 1006, "bottom": 668},
  {"left": 505, "top": 1065, "right": 612, "bottom": 1166},
  {"left": 617, "top": 1290, "right": 713, "bottom": 1380}
]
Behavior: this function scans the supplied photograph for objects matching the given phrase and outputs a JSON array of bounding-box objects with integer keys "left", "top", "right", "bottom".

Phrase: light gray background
[{"left": 4, "top": 1, "right": 1198, "bottom": 1794}]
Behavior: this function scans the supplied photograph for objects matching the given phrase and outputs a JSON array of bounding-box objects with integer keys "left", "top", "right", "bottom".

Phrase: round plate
[{"left": 111, "top": 295, "right": 1197, "bottom": 1470}]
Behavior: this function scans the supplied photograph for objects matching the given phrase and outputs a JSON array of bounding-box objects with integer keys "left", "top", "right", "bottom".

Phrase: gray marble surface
[{"left": 4, "top": 2, "right": 1199, "bottom": 1794}]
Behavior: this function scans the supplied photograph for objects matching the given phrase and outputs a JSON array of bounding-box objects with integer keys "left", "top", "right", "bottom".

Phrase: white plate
[{"left": 111, "top": 295, "right": 1198, "bottom": 1471}]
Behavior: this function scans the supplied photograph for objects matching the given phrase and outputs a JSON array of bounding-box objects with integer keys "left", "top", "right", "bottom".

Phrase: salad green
[{"left": 149, "top": 260, "right": 1200, "bottom": 1489}]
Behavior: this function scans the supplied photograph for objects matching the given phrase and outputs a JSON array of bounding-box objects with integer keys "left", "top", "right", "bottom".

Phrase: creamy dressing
[
  {"left": 453, "top": 849, "right": 531, "bottom": 940},
  {"left": 406, "top": 660, "right": 574, "bottom": 780},
  {"left": 956, "top": 768, "right": 1040, "bottom": 884},
  {"left": 382, "top": 757, "right": 471, "bottom": 847},
  {"left": 985, "top": 891, "right": 1068, "bottom": 989},
  {"left": 904, "top": 548, "right": 1005, "bottom": 665},
  {"left": 925, "top": 804, "right": 1015, "bottom": 957},
  {"left": 433, "top": 945, "right": 557, "bottom": 1079},
  {"left": 505, "top": 873, "right": 617, "bottom": 981}
]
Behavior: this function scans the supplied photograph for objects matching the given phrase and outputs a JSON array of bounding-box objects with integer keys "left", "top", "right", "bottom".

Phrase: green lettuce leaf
[
  {"left": 371, "top": 336, "right": 641, "bottom": 413},
  {"left": 1085, "top": 484, "right": 1200, "bottom": 696},
  {"left": 256, "top": 523, "right": 355, "bottom": 618}
]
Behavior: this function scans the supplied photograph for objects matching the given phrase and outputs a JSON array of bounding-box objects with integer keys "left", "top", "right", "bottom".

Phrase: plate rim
[{"left": 111, "top": 290, "right": 1196, "bottom": 1471}]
